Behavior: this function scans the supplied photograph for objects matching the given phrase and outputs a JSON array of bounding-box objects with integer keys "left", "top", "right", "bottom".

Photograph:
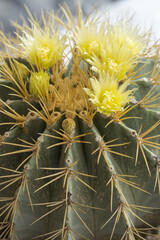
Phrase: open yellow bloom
[
  {"left": 30, "top": 71, "right": 50, "bottom": 97},
  {"left": 74, "top": 22, "right": 106, "bottom": 59},
  {"left": 84, "top": 72, "right": 133, "bottom": 116},
  {"left": 87, "top": 21, "right": 144, "bottom": 81},
  {"left": 20, "top": 26, "right": 66, "bottom": 70}
]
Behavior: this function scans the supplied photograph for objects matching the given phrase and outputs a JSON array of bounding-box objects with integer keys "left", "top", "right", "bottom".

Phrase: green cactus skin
[{"left": 0, "top": 7, "right": 160, "bottom": 240}]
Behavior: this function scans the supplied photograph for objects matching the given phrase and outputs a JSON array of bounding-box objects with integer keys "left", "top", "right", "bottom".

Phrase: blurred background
[{"left": 0, "top": 0, "right": 160, "bottom": 42}]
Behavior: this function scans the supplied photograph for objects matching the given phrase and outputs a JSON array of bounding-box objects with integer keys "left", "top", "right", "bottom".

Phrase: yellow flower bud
[
  {"left": 30, "top": 71, "right": 50, "bottom": 97},
  {"left": 12, "top": 60, "right": 29, "bottom": 80}
]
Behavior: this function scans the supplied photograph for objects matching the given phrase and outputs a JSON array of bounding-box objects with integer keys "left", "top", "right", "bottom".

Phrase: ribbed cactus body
[{"left": 0, "top": 6, "right": 160, "bottom": 240}]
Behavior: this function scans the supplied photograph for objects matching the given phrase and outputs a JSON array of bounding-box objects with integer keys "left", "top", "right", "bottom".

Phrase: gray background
[
  {"left": 0, "top": 0, "right": 160, "bottom": 41},
  {"left": 0, "top": 0, "right": 117, "bottom": 33}
]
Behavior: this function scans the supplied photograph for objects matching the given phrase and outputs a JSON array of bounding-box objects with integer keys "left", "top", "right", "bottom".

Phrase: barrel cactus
[{"left": 0, "top": 4, "right": 160, "bottom": 240}]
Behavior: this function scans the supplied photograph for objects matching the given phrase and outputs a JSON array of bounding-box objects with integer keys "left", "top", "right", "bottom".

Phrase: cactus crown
[{"left": 0, "top": 3, "right": 160, "bottom": 240}]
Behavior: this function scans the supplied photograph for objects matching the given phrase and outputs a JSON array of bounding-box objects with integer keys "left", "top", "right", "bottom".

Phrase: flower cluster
[
  {"left": 74, "top": 20, "right": 144, "bottom": 115},
  {"left": 8, "top": 11, "right": 145, "bottom": 117},
  {"left": 75, "top": 21, "right": 144, "bottom": 81}
]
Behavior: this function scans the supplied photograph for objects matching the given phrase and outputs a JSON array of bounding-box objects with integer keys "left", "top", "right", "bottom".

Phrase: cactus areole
[{"left": 0, "top": 4, "right": 160, "bottom": 240}]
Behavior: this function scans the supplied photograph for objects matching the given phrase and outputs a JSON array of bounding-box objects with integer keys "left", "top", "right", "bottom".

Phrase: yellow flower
[
  {"left": 84, "top": 72, "right": 133, "bottom": 116},
  {"left": 30, "top": 71, "right": 50, "bottom": 97},
  {"left": 74, "top": 22, "right": 106, "bottom": 59},
  {"left": 20, "top": 26, "right": 66, "bottom": 69},
  {"left": 87, "top": 21, "right": 144, "bottom": 81}
]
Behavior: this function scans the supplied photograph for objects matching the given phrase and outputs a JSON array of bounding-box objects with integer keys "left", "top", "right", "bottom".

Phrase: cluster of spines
[{"left": 0, "top": 104, "right": 160, "bottom": 239}]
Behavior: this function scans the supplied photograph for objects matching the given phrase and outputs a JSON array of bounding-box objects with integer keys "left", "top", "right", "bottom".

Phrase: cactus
[{"left": 0, "top": 4, "right": 160, "bottom": 240}]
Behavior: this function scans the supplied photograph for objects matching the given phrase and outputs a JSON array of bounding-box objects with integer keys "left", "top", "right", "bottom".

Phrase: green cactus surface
[{"left": 0, "top": 4, "right": 160, "bottom": 240}]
